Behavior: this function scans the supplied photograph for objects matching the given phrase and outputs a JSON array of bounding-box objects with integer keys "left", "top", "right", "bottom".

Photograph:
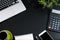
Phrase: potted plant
[
  {"left": 27, "top": 0, "right": 60, "bottom": 12},
  {"left": 38, "top": 0, "right": 60, "bottom": 8}
]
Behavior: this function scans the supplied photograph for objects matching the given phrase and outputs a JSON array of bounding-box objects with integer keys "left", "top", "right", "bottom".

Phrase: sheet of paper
[
  {"left": 15, "top": 34, "right": 34, "bottom": 40},
  {"left": 0, "top": 0, "right": 26, "bottom": 22}
]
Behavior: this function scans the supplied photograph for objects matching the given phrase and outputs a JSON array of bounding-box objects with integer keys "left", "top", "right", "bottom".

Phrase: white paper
[
  {"left": 0, "top": 0, "right": 26, "bottom": 22},
  {"left": 15, "top": 34, "right": 34, "bottom": 40}
]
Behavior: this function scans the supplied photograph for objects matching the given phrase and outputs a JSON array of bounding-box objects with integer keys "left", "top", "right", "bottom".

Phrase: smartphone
[{"left": 38, "top": 30, "right": 54, "bottom": 40}]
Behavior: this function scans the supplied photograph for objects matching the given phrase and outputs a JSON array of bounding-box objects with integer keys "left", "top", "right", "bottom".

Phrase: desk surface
[{"left": 0, "top": 0, "right": 60, "bottom": 40}]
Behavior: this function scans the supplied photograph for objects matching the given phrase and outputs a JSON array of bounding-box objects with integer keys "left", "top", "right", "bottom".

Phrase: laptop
[{"left": 0, "top": 0, "right": 26, "bottom": 22}]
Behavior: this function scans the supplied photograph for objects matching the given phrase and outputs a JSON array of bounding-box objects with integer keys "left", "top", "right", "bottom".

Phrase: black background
[{"left": 0, "top": 0, "right": 60, "bottom": 40}]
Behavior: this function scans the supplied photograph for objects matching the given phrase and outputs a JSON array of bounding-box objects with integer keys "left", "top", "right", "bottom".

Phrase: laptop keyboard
[{"left": 0, "top": 0, "right": 19, "bottom": 11}]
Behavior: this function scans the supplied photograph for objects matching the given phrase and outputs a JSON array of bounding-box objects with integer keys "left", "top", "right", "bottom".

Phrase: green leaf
[{"left": 38, "top": 0, "right": 60, "bottom": 8}]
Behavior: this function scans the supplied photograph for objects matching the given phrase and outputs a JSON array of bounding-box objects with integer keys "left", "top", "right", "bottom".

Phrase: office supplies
[
  {"left": 0, "top": 0, "right": 26, "bottom": 22},
  {"left": 0, "top": 30, "right": 14, "bottom": 40},
  {"left": 47, "top": 9, "right": 60, "bottom": 32},
  {"left": 15, "top": 33, "right": 34, "bottom": 40}
]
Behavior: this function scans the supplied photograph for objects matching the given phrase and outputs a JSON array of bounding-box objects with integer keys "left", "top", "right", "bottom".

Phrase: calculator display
[{"left": 48, "top": 13, "right": 60, "bottom": 32}]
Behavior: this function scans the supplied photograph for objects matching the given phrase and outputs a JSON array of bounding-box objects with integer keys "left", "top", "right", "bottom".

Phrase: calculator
[{"left": 47, "top": 9, "right": 60, "bottom": 32}]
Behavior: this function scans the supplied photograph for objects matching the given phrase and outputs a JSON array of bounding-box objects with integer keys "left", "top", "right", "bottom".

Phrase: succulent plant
[{"left": 38, "top": 0, "right": 60, "bottom": 8}]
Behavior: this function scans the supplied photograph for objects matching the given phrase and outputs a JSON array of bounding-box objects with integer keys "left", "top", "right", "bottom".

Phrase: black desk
[{"left": 0, "top": 0, "right": 60, "bottom": 40}]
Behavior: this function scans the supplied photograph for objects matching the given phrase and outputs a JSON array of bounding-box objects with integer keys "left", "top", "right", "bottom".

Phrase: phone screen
[{"left": 40, "top": 32, "right": 53, "bottom": 40}]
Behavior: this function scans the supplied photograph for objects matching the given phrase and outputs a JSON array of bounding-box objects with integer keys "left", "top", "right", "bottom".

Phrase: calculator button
[
  {"left": 54, "top": 28, "right": 57, "bottom": 30},
  {"left": 48, "top": 26, "right": 52, "bottom": 29},
  {"left": 57, "top": 22, "right": 60, "bottom": 30}
]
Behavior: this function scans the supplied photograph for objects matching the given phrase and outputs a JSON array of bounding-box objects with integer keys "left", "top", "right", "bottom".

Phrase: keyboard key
[{"left": 0, "top": 0, "right": 19, "bottom": 10}]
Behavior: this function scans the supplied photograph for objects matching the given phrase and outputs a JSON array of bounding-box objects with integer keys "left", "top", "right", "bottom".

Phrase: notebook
[{"left": 15, "top": 34, "right": 34, "bottom": 40}]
